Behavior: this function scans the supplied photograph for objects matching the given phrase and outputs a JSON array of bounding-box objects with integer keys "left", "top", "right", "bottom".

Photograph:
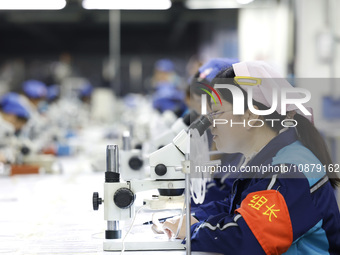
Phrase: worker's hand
[{"left": 162, "top": 215, "right": 198, "bottom": 240}]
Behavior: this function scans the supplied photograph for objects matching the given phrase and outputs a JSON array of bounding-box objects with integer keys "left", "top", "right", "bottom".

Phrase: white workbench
[{"left": 0, "top": 155, "right": 219, "bottom": 255}]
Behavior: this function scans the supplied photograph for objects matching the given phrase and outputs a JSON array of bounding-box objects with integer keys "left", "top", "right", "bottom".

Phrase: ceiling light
[
  {"left": 82, "top": 0, "right": 171, "bottom": 10},
  {"left": 236, "top": 0, "right": 254, "bottom": 4},
  {"left": 186, "top": 0, "right": 255, "bottom": 9},
  {"left": 0, "top": 0, "right": 66, "bottom": 10}
]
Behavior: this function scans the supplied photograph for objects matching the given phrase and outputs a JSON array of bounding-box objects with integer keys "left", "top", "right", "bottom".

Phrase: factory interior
[{"left": 1, "top": 0, "right": 340, "bottom": 254}]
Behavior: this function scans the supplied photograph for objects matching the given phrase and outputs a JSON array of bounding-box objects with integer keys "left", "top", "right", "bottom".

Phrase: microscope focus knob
[
  {"left": 92, "top": 192, "right": 102, "bottom": 210},
  {"left": 155, "top": 164, "right": 167, "bottom": 176},
  {"left": 128, "top": 156, "right": 143, "bottom": 170},
  {"left": 114, "top": 188, "right": 135, "bottom": 209}
]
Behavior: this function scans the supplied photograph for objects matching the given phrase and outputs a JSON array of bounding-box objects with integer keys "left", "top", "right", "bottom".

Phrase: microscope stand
[{"left": 104, "top": 237, "right": 185, "bottom": 251}]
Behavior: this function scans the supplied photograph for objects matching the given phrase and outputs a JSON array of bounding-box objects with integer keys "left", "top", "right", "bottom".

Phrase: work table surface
[{"left": 0, "top": 155, "right": 218, "bottom": 255}]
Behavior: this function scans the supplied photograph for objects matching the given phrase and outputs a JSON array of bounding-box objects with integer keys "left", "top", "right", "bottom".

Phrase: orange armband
[{"left": 235, "top": 190, "right": 293, "bottom": 255}]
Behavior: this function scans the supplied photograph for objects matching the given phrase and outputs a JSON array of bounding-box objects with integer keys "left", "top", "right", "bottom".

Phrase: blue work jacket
[{"left": 189, "top": 128, "right": 340, "bottom": 255}]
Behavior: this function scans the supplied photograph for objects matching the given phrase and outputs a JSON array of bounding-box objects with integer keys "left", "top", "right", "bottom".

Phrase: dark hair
[
  {"left": 16, "top": 115, "right": 29, "bottom": 122},
  {"left": 188, "top": 71, "right": 210, "bottom": 96},
  {"left": 212, "top": 67, "right": 340, "bottom": 188},
  {"left": 0, "top": 108, "right": 29, "bottom": 123}
]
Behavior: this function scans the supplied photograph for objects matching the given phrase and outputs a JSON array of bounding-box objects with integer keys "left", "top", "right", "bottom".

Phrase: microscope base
[{"left": 103, "top": 239, "right": 185, "bottom": 251}]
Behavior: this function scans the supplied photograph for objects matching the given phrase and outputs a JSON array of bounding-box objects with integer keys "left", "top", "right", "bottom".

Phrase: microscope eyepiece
[
  {"left": 183, "top": 110, "right": 199, "bottom": 126},
  {"left": 187, "top": 115, "right": 212, "bottom": 136}
]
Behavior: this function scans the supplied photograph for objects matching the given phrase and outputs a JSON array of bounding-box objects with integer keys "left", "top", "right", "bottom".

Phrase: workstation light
[
  {"left": 0, "top": 0, "right": 66, "bottom": 10},
  {"left": 82, "top": 0, "right": 172, "bottom": 10}
]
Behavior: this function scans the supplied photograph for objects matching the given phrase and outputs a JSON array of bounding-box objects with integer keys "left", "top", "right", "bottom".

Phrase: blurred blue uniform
[
  {"left": 152, "top": 82, "right": 187, "bottom": 117},
  {"left": 47, "top": 85, "right": 60, "bottom": 102}
]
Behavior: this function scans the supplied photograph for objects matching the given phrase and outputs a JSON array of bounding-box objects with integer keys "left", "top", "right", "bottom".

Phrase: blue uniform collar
[
  {"left": 230, "top": 128, "right": 300, "bottom": 211},
  {"left": 247, "top": 127, "right": 299, "bottom": 167}
]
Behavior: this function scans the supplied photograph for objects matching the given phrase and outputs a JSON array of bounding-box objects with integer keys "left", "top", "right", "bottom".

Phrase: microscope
[
  {"left": 119, "top": 110, "right": 199, "bottom": 182},
  {"left": 119, "top": 131, "right": 146, "bottom": 181},
  {"left": 92, "top": 114, "right": 213, "bottom": 251},
  {"left": 150, "top": 110, "right": 199, "bottom": 151}
]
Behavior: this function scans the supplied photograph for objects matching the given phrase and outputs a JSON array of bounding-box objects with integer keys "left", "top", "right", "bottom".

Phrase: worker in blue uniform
[
  {"left": 78, "top": 82, "right": 93, "bottom": 104},
  {"left": 152, "top": 81, "right": 187, "bottom": 118},
  {"left": 150, "top": 59, "right": 183, "bottom": 91},
  {"left": 0, "top": 92, "right": 30, "bottom": 163},
  {"left": 47, "top": 84, "right": 60, "bottom": 103},
  {"left": 22, "top": 79, "right": 48, "bottom": 112},
  {"left": 0, "top": 92, "right": 30, "bottom": 133},
  {"left": 162, "top": 61, "right": 340, "bottom": 255}
]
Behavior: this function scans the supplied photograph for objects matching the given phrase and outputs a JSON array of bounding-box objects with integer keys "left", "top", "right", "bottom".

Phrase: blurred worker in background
[
  {"left": 144, "top": 59, "right": 189, "bottom": 135},
  {"left": 78, "top": 82, "right": 93, "bottom": 105},
  {"left": 47, "top": 84, "right": 60, "bottom": 104},
  {"left": 76, "top": 82, "right": 93, "bottom": 126},
  {"left": 45, "top": 81, "right": 93, "bottom": 135},
  {"left": 151, "top": 59, "right": 183, "bottom": 90},
  {"left": 0, "top": 92, "right": 30, "bottom": 133},
  {"left": 22, "top": 79, "right": 48, "bottom": 113},
  {"left": 18, "top": 79, "right": 63, "bottom": 158},
  {"left": 20, "top": 79, "right": 48, "bottom": 141},
  {"left": 152, "top": 81, "right": 187, "bottom": 118},
  {"left": 0, "top": 92, "right": 30, "bottom": 163}
]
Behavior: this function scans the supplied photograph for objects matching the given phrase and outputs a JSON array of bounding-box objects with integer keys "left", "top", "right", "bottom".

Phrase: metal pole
[
  {"left": 329, "top": 0, "right": 336, "bottom": 82},
  {"left": 122, "top": 131, "right": 132, "bottom": 151},
  {"left": 185, "top": 152, "right": 191, "bottom": 254},
  {"left": 106, "top": 145, "right": 119, "bottom": 173},
  {"left": 109, "top": 10, "right": 121, "bottom": 96},
  {"left": 107, "top": 220, "right": 120, "bottom": 232},
  {"left": 106, "top": 145, "right": 121, "bottom": 239}
]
